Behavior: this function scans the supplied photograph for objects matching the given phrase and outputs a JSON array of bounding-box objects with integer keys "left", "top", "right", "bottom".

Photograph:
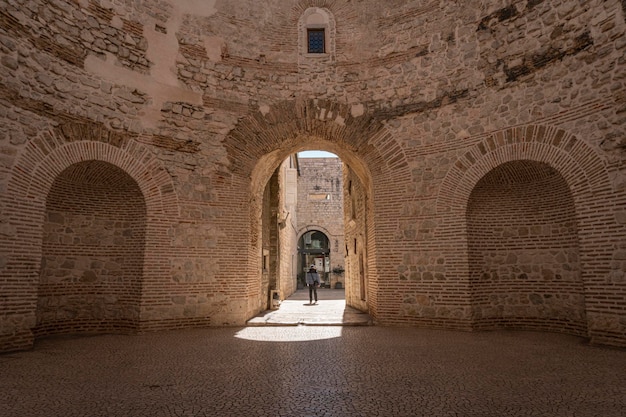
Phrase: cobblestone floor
[
  {"left": 1, "top": 325, "right": 624, "bottom": 417},
  {"left": 247, "top": 289, "right": 372, "bottom": 326}
]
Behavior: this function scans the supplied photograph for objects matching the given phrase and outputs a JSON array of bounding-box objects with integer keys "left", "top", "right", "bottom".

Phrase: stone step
[{"left": 247, "top": 289, "right": 372, "bottom": 326}]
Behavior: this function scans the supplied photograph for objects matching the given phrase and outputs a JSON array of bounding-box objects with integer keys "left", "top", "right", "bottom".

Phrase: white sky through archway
[{"left": 298, "top": 150, "right": 338, "bottom": 158}]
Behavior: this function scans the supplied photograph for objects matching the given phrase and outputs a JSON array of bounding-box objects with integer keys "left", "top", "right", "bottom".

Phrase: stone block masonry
[
  {"left": 296, "top": 157, "right": 345, "bottom": 286},
  {"left": 0, "top": 0, "right": 625, "bottom": 351}
]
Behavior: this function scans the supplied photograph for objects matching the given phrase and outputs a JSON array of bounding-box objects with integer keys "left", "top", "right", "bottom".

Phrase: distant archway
[{"left": 298, "top": 229, "right": 331, "bottom": 287}]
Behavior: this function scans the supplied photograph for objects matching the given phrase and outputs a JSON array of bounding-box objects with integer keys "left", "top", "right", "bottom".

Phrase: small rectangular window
[
  {"left": 307, "top": 29, "right": 325, "bottom": 53},
  {"left": 262, "top": 249, "right": 269, "bottom": 272},
  {"left": 309, "top": 193, "right": 331, "bottom": 201}
]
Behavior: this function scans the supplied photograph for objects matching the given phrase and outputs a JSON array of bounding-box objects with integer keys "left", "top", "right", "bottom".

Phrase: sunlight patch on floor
[{"left": 234, "top": 326, "right": 343, "bottom": 342}]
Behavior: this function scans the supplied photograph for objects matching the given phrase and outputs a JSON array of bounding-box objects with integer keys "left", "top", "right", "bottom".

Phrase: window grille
[{"left": 307, "top": 29, "right": 325, "bottom": 53}]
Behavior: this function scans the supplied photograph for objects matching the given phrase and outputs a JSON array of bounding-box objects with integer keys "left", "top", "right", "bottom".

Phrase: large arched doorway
[
  {"left": 467, "top": 160, "right": 587, "bottom": 335},
  {"left": 36, "top": 160, "right": 147, "bottom": 337},
  {"left": 252, "top": 144, "right": 373, "bottom": 317}
]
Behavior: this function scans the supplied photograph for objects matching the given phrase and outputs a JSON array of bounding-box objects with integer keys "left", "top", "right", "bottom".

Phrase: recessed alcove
[
  {"left": 467, "top": 160, "right": 586, "bottom": 335},
  {"left": 37, "top": 161, "right": 146, "bottom": 337}
]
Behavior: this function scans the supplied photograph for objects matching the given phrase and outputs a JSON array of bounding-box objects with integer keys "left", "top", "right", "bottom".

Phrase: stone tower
[{"left": 0, "top": 1, "right": 625, "bottom": 352}]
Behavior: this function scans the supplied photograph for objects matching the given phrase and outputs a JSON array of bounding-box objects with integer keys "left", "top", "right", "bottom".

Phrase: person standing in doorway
[{"left": 305, "top": 265, "right": 320, "bottom": 304}]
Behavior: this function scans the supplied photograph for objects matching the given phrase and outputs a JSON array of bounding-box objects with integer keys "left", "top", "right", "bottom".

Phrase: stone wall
[
  {"left": 296, "top": 157, "right": 345, "bottom": 286},
  {"left": 277, "top": 157, "right": 299, "bottom": 299},
  {"left": 0, "top": 0, "right": 625, "bottom": 351}
]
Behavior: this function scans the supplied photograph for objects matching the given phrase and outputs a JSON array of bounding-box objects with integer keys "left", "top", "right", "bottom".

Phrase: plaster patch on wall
[
  {"left": 144, "top": 20, "right": 181, "bottom": 87},
  {"left": 175, "top": 0, "right": 218, "bottom": 17},
  {"left": 82, "top": 0, "right": 217, "bottom": 129},
  {"left": 85, "top": 53, "right": 202, "bottom": 128},
  {"left": 610, "top": 170, "right": 626, "bottom": 191},
  {"left": 111, "top": 16, "right": 123, "bottom": 29},
  {"left": 145, "top": 0, "right": 218, "bottom": 87},
  {"left": 99, "top": 0, "right": 125, "bottom": 16},
  {"left": 204, "top": 36, "right": 225, "bottom": 62}
]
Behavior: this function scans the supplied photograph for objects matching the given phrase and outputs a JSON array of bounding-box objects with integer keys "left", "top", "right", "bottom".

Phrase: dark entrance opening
[{"left": 298, "top": 230, "right": 331, "bottom": 288}]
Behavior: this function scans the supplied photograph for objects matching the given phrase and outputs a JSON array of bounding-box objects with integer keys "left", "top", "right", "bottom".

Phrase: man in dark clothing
[{"left": 305, "top": 265, "right": 320, "bottom": 304}]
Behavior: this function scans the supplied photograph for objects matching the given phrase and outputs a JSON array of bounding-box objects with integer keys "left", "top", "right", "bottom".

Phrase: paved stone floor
[
  {"left": 247, "top": 288, "right": 372, "bottom": 326},
  {"left": 1, "top": 294, "right": 625, "bottom": 417}
]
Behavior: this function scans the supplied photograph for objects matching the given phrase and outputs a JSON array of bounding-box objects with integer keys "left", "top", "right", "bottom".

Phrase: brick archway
[
  {"left": 37, "top": 160, "right": 147, "bottom": 337},
  {"left": 226, "top": 98, "right": 409, "bottom": 319},
  {"left": 467, "top": 160, "right": 585, "bottom": 334},
  {"left": 297, "top": 225, "right": 333, "bottom": 241},
  {"left": 297, "top": 227, "right": 333, "bottom": 286},
  {"left": 437, "top": 125, "right": 622, "bottom": 343},
  {"left": 8, "top": 124, "right": 178, "bottom": 217},
  {"left": 0, "top": 122, "right": 179, "bottom": 351},
  {"left": 437, "top": 125, "right": 611, "bottom": 214},
  {"left": 224, "top": 98, "right": 408, "bottom": 186}
]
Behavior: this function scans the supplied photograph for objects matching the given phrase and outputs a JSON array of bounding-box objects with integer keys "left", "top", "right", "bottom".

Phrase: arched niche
[
  {"left": 467, "top": 160, "right": 586, "bottom": 335},
  {"left": 37, "top": 160, "right": 147, "bottom": 337},
  {"left": 298, "top": 7, "right": 336, "bottom": 59}
]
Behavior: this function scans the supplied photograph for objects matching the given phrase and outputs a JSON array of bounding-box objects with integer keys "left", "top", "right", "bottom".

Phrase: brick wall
[
  {"left": 0, "top": 0, "right": 625, "bottom": 351},
  {"left": 37, "top": 161, "right": 146, "bottom": 336},
  {"left": 468, "top": 160, "right": 586, "bottom": 335}
]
